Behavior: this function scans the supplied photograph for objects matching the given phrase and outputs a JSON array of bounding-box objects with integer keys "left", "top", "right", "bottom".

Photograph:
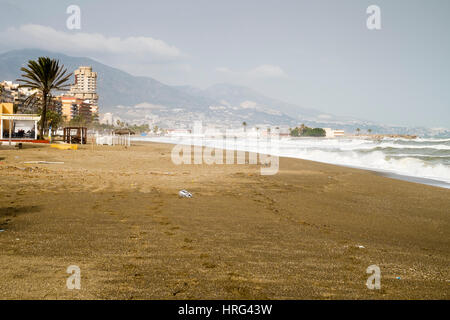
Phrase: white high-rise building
[{"left": 68, "top": 66, "right": 99, "bottom": 114}]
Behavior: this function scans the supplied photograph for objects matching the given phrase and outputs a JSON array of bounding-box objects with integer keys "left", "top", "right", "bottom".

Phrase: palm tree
[
  {"left": 356, "top": 128, "right": 361, "bottom": 135},
  {"left": 368, "top": 129, "right": 372, "bottom": 134},
  {"left": 17, "top": 57, "right": 72, "bottom": 139},
  {"left": 242, "top": 121, "right": 247, "bottom": 132}
]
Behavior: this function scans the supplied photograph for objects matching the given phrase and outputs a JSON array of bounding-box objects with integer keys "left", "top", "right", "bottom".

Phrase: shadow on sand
[{"left": 0, "top": 205, "right": 41, "bottom": 217}]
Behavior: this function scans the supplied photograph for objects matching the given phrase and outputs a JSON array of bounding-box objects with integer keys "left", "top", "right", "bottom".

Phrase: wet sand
[{"left": 0, "top": 142, "right": 449, "bottom": 299}]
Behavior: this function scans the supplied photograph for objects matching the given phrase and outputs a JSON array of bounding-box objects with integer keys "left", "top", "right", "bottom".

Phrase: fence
[{"left": 95, "top": 132, "right": 131, "bottom": 146}]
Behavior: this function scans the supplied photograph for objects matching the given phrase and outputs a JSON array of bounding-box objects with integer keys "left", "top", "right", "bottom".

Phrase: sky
[{"left": 0, "top": 0, "right": 449, "bottom": 128}]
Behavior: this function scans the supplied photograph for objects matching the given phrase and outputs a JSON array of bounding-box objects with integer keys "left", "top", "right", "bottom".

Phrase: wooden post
[{"left": 9, "top": 119, "right": 12, "bottom": 146}]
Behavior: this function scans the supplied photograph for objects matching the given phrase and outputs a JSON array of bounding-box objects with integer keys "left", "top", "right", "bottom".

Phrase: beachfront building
[
  {"left": 48, "top": 96, "right": 62, "bottom": 115},
  {"left": 0, "top": 102, "right": 40, "bottom": 140},
  {"left": 0, "top": 81, "right": 39, "bottom": 113},
  {"left": 61, "top": 96, "right": 80, "bottom": 120},
  {"left": 68, "top": 66, "right": 99, "bottom": 115},
  {"left": 60, "top": 96, "right": 95, "bottom": 121},
  {"left": 0, "top": 81, "right": 16, "bottom": 103},
  {"left": 324, "top": 128, "right": 345, "bottom": 138},
  {"left": 333, "top": 129, "right": 345, "bottom": 137}
]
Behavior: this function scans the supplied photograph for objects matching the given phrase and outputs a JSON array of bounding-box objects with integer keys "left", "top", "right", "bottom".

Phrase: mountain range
[{"left": 1, "top": 49, "right": 448, "bottom": 136}]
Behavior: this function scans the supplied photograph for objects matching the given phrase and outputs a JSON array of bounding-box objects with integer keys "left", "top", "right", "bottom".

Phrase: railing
[{"left": 95, "top": 132, "right": 131, "bottom": 146}]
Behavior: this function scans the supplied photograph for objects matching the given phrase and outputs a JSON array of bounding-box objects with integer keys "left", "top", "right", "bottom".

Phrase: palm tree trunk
[{"left": 40, "top": 92, "right": 48, "bottom": 139}]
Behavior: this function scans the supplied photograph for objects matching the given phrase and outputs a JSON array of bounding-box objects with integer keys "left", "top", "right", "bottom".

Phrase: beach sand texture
[{"left": 0, "top": 142, "right": 449, "bottom": 299}]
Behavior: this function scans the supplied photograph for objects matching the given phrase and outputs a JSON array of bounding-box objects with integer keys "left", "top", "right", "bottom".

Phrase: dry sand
[{"left": 0, "top": 142, "right": 449, "bottom": 299}]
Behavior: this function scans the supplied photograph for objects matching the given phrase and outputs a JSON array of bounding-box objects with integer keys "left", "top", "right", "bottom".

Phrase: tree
[
  {"left": 242, "top": 121, "right": 247, "bottom": 132},
  {"left": 21, "top": 92, "right": 41, "bottom": 114},
  {"left": 302, "top": 127, "right": 326, "bottom": 137},
  {"left": 17, "top": 57, "right": 72, "bottom": 138},
  {"left": 368, "top": 129, "right": 372, "bottom": 134},
  {"left": 45, "top": 110, "right": 63, "bottom": 134},
  {"left": 356, "top": 128, "right": 361, "bottom": 135},
  {"left": 289, "top": 127, "right": 300, "bottom": 137},
  {"left": 290, "top": 125, "right": 325, "bottom": 137}
]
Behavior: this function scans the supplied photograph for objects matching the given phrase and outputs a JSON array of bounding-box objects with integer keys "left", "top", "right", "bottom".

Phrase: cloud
[
  {"left": 215, "top": 64, "right": 287, "bottom": 79},
  {"left": 0, "top": 24, "right": 183, "bottom": 62},
  {"left": 248, "top": 65, "right": 287, "bottom": 78}
]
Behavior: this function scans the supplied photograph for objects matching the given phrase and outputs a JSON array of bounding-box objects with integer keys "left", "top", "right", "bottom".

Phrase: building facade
[
  {"left": 324, "top": 128, "right": 345, "bottom": 138},
  {"left": 68, "top": 66, "right": 99, "bottom": 116},
  {"left": 0, "top": 80, "right": 42, "bottom": 114}
]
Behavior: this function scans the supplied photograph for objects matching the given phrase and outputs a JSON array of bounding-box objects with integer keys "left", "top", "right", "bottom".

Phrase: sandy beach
[{"left": 0, "top": 141, "right": 449, "bottom": 299}]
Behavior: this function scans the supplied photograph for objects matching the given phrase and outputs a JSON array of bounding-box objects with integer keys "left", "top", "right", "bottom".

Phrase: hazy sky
[{"left": 0, "top": 0, "right": 449, "bottom": 128}]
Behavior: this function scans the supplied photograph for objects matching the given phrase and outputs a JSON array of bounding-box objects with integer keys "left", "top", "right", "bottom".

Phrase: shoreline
[{"left": 133, "top": 138, "right": 450, "bottom": 189}]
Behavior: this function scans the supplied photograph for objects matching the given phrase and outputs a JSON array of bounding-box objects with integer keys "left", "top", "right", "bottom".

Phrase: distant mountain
[
  {"left": 2, "top": 49, "right": 446, "bottom": 135},
  {"left": 204, "top": 83, "right": 323, "bottom": 119},
  {"left": 0, "top": 49, "right": 213, "bottom": 111},
  {"left": 0, "top": 49, "right": 301, "bottom": 125}
]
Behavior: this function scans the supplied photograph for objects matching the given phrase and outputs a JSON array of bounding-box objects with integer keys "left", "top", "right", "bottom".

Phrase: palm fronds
[{"left": 16, "top": 57, "right": 72, "bottom": 138}]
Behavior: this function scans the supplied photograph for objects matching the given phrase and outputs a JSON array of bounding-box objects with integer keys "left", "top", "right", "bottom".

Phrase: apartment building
[
  {"left": 0, "top": 81, "right": 40, "bottom": 113},
  {"left": 324, "top": 128, "right": 345, "bottom": 138},
  {"left": 68, "top": 66, "right": 99, "bottom": 115}
]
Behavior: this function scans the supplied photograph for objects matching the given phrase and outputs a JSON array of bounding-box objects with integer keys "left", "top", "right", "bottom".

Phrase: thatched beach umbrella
[{"left": 113, "top": 129, "right": 135, "bottom": 135}]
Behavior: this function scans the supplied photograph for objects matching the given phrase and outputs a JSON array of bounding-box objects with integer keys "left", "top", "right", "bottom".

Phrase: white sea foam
[{"left": 134, "top": 136, "right": 450, "bottom": 187}]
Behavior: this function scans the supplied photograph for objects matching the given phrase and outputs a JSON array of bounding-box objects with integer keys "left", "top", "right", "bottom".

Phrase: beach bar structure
[
  {"left": 0, "top": 103, "right": 40, "bottom": 141},
  {"left": 63, "top": 126, "right": 87, "bottom": 144}
]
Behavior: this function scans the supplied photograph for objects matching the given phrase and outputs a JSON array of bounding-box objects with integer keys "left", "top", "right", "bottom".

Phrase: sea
[{"left": 133, "top": 135, "right": 450, "bottom": 189}]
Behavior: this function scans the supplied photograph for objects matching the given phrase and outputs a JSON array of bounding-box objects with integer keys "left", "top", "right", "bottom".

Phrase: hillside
[{"left": 0, "top": 49, "right": 299, "bottom": 126}]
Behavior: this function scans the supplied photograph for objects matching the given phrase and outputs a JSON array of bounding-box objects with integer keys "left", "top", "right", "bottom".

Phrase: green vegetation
[
  {"left": 45, "top": 110, "right": 63, "bottom": 134},
  {"left": 128, "top": 123, "right": 150, "bottom": 133},
  {"left": 17, "top": 57, "right": 72, "bottom": 138},
  {"left": 289, "top": 124, "right": 326, "bottom": 137}
]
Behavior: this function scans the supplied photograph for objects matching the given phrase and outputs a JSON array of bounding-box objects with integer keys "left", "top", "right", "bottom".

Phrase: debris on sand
[
  {"left": 23, "top": 161, "right": 64, "bottom": 164},
  {"left": 179, "top": 190, "right": 193, "bottom": 198}
]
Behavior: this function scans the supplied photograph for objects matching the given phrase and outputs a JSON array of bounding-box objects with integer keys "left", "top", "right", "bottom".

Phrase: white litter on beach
[
  {"left": 178, "top": 190, "right": 193, "bottom": 198},
  {"left": 357, "top": 245, "right": 365, "bottom": 249},
  {"left": 23, "top": 161, "right": 64, "bottom": 164}
]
